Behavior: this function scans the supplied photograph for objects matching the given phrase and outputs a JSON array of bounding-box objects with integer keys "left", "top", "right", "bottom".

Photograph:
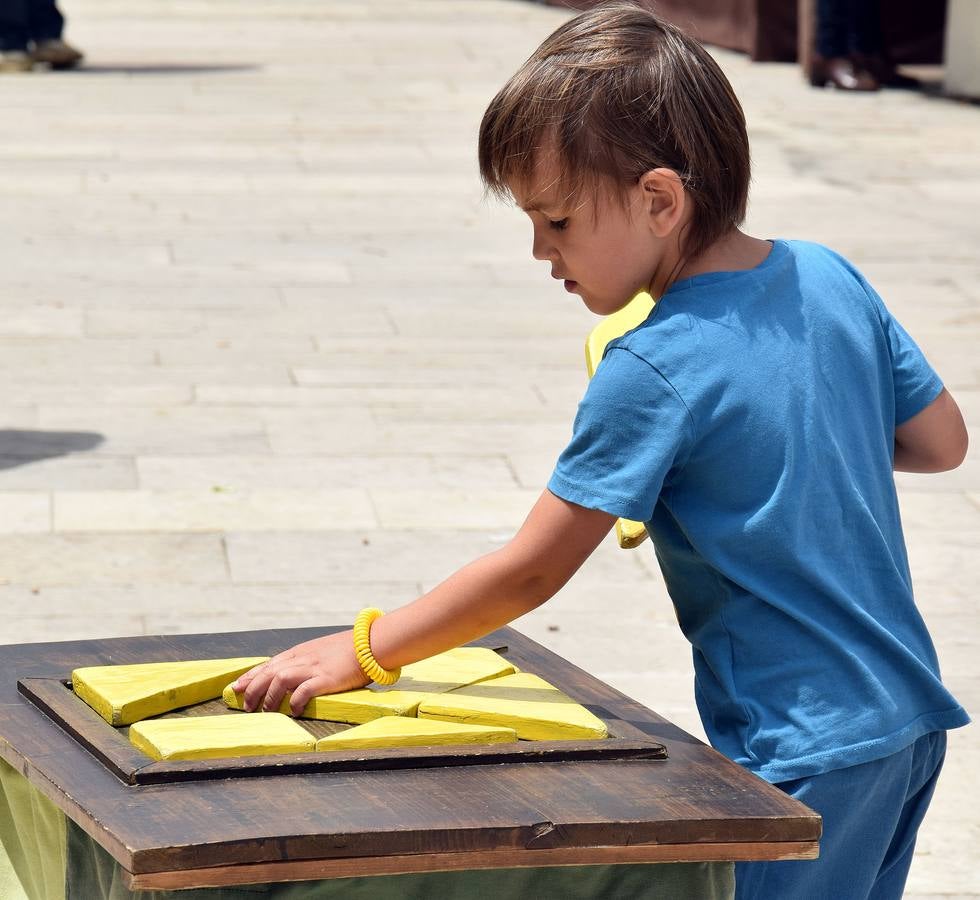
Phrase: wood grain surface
[{"left": 128, "top": 842, "right": 819, "bottom": 891}]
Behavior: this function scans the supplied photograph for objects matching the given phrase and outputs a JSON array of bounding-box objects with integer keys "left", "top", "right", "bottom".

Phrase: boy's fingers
[
  {"left": 231, "top": 661, "right": 267, "bottom": 692},
  {"left": 289, "top": 675, "right": 335, "bottom": 717},
  {"left": 260, "top": 665, "right": 310, "bottom": 712},
  {"left": 238, "top": 652, "right": 306, "bottom": 708},
  {"left": 241, "top": 665, "right": 279, "bottom": 712},
  {"left": 235, "top": 641, "right": 347, "bottom": 711}
]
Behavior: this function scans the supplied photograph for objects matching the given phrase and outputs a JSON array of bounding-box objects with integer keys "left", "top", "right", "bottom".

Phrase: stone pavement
[{"left": 0, "top": 0, "right": 977, "bottom": 894}]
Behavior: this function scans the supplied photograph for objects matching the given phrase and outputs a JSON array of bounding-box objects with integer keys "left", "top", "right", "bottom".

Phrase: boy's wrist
[
  {"left": 352, "top": 608, "right": 401, "bottom": 685},
  {"left": 364, "top": 610, "right": 402, "bottom": 671}
]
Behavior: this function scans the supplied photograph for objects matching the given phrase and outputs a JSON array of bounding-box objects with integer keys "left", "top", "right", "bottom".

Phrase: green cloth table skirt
[{"left": 1, "top": 760, "right": 734, "bottom": 899}]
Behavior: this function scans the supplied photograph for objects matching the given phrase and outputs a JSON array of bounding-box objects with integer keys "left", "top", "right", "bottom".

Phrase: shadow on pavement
[{"left": 0, "top": 430, "right": 104, "bottom": 469}]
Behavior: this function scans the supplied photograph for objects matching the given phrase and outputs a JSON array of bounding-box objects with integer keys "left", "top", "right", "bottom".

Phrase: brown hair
[{"left": 478, "top": 1, "right": 751, "bottom": 263}]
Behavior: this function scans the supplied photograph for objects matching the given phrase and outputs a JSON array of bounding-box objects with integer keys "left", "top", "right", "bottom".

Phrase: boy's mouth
[{"left": 563, "top": 280, "right": 578, "bottom": 292}]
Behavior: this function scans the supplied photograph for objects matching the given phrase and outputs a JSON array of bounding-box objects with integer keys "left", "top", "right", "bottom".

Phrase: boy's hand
[{"left": 230, "top": 630, "right": 369, "bottom": 716}]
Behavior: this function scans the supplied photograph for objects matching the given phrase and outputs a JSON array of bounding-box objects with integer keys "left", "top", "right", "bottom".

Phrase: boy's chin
[
  {"left": 582, "top": 293, "right": 630, "bottom": 317},
  {"left": 578, "top": 291, "right": 606, "bottom": 315}
]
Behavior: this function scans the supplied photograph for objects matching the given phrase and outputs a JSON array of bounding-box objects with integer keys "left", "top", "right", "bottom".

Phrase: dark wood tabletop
[{"left": 0, "top": 627, "right": 820, "bottom": 890}]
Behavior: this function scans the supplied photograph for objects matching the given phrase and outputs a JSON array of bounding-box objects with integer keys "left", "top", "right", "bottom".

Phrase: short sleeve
[
  {"left": 874, "top": 298, "right": 943, "bottom": 426},
  {"left": 547, "top": 347, "right": 695, "bottom": 522}
]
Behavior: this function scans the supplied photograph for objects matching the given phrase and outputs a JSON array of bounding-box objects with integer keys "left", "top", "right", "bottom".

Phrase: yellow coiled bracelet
[{"left": 353, "top": 607, "right": 401, "bottom": 686}]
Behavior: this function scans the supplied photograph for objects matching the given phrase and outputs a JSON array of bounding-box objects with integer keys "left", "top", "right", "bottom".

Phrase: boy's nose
[{"left": 531, "top": 231, "right": 555, "bottom": 262}]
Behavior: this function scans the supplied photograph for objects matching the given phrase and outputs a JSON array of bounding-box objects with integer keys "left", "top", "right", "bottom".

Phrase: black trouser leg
[
  {"left": 27, "top": 0, "right": 64, "bottom": 43},
  {"left": 849, "top": 0, "right": 882, "bottom": 56},
  {"left": 816, "top": 0, "right": 849, "bottom": 58},
  {"left": 0, "top": 0, "right": 30, "bottom": 51},
  {"left": 817, "top": 0, "right": 883, "bottom": 58}
]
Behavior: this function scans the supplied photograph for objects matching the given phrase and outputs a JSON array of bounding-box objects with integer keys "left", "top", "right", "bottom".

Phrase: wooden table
[{"left": 0, "top": 627, "right": 820, "bottom": 891}]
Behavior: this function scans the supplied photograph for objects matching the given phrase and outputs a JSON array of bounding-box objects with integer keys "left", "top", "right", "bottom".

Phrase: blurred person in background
[
  {"left": 809, "top": 0, "right": 913, "bottom": 92},
  {"left": 0, "top": 0, "right": 83, "bottom": 72}
]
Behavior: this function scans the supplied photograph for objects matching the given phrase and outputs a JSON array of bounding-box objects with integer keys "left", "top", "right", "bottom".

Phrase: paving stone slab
[
  {"left": 0, "top": 456, "right": 136, "bottom": 491},
  {"left": 0, "top": 365, "right": 292, "bottom": 387},
  {"left": 36, "top": 406, "right": 272, "bottom": 456},
  {"left": 53, "top": 488, "right": 377, "bottom": 532},
  {"left": 370, "top": 487, "right": 541, "bottom": 530},
  {"left": 0, "top": 493, "right": 51, "bottom": 534},
  {"left": 136, "top": 454, "right": 517, "bottom": 491},
  {"left": 0, "top": 533, "right": 227, "bottom": 585},
  {"left": 4, "top": 385, "right": 193, "bottom": 407}
]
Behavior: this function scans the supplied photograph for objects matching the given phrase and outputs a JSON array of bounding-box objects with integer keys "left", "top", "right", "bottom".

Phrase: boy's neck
[{"left": 659, "top": 229, "right": 772, "bottom": 296}]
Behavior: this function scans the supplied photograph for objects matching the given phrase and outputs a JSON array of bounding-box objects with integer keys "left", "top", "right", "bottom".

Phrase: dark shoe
[
  {"left": 852, "top": 53, "right": 921, "bottom": 89},
  {"left": 31, "top": 38, "right": 83, "bottom": 69},
  {"left": 809, "top": 56, "right": 880, "bottom": 92}
]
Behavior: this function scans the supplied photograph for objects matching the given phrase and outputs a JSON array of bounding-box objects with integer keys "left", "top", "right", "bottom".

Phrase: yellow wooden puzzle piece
[
  {"left": 72, "top": 656, "right": 269, "bottom": 726},
  {"left": 585, "top": 290, "right": 655, "bottom": 549},
  {"left": 417, "top": 672, "right": 608, "bottom": 741},
  {"left": 315, "top": 716, "right": 517, "bottom": 752},
  {"left": 224, "top": 647, "right": 516, "bottom": 724},
  {"left": 130, "top": 712, "right": 315, "bottom": 761}
]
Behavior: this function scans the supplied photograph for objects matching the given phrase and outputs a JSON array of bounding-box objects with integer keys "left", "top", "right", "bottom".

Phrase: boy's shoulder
[
  {"left": 601, "top": 239, "right": 885, "bottom": 374},
  {"left": 781, "top": 239, "right": 869, "bottom": 282},
  {"left": 781, "top": 239, "right": 886, "bottom": 317}
]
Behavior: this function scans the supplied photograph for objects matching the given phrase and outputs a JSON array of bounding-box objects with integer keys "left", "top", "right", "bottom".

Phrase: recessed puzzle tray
[{"left": 19, "top": 669, "right": 666, "bottom": 786}]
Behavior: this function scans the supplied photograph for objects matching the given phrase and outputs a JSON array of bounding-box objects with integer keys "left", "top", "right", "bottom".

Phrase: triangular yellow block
[
  {"left": 418, "top": 673, "right": 608, "bottom": 741},
  {"left": 225, "top": 647, "right": 515, "bottom": 724},
  {"left": 130, "top": 712, "right": 315, "bottom": 761},
  {"left": 73, "top": 657, "right": 269, "bottom": 726},
  {"left": 315, "top": 716, "right": 517, "bottom": 752}
]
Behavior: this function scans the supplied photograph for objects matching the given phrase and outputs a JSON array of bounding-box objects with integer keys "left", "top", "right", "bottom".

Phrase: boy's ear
[{"left": 638, "top": 168, "right": 686, "bottom": 237}]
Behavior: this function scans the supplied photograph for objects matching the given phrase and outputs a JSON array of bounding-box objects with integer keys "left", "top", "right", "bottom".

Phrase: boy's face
[{"left": 511, "top": 152, "right": 667, "bottom": 316}]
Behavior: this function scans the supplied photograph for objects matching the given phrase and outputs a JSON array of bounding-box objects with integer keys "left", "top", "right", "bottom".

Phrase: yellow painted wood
[
  {"left": 584, "top": 290, "right": 655, "bottom": 378},
  {"left": 585, "top": 290, "right": 655, "bottom": 550},
  {"left": 417, "top": 673, "right": 609, "bottom": 741},
  {"left": 130, "top": 713, "right": 315, "bottom": 761},
  {"left": 72, "top": 657, "right": 269, "bottom": 726},
  {"left": 615, "top": 518, "right": 649, "bottom": 548},
  {"left": 224, "top": 647, "right": 516, "bottom": 724},
  {"left": 315, "top": 716, "right": 517, "bottom": 752}
]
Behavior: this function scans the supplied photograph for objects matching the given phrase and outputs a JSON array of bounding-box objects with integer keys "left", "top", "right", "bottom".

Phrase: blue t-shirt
[{"left": 548, "top": 239, "right": 970, "bottom": 782}]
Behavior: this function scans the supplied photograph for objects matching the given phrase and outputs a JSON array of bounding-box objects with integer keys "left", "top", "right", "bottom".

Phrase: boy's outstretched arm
[
  {"left": 233, "top": 490, "right": 618, "bottom": 715},
  {"left": 894, "top": 387, "right": 968, "bottom": 473}
]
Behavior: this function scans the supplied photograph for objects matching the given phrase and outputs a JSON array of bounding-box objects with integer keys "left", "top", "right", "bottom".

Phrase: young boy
[{"left": 233, "top": 3, "right": 970, "bottom": 896}]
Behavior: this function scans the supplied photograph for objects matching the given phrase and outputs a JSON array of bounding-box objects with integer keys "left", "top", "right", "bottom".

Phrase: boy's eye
[{"left": 548, "top": 218, "right": 569, "bottom": 232}]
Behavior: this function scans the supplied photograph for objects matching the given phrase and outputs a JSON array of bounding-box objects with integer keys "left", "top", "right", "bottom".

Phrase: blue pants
[{"left": 735, "top": 731, "right": 946, "bottom": 900}]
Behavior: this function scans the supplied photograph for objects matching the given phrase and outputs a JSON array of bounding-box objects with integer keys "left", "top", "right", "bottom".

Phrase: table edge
[{"left": 126, "top": 840, "right": 821, "bottom": 890}]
